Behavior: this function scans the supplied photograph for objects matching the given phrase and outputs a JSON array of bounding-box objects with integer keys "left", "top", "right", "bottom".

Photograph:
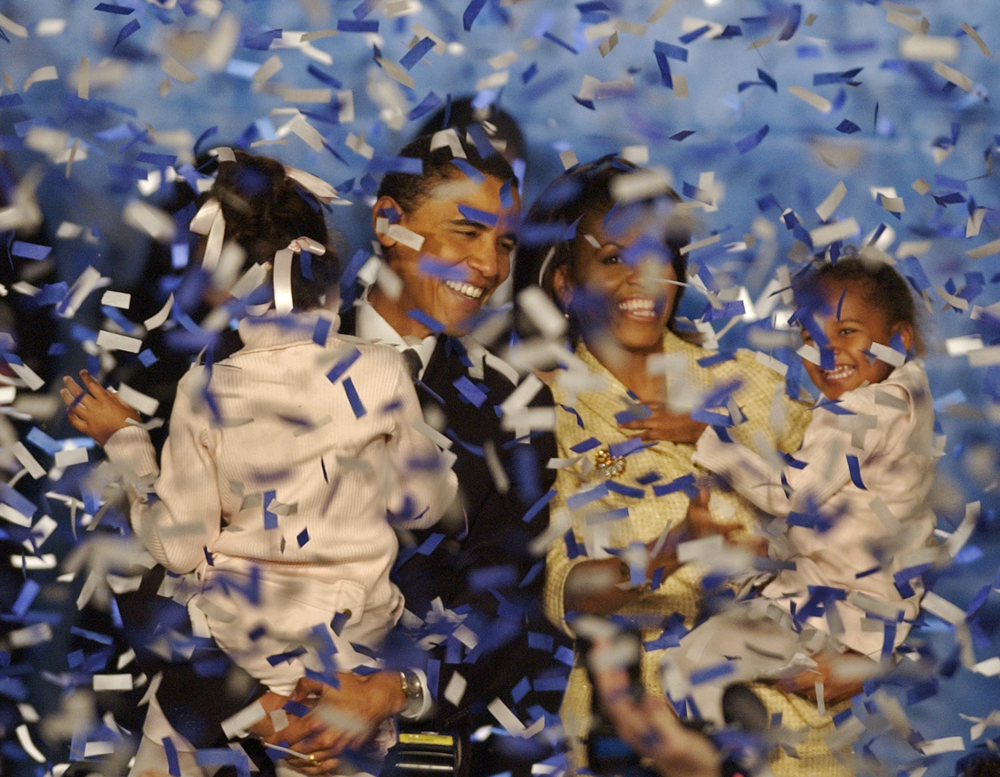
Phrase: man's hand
[
  {"left": 619, "top": 403, "right": 708, "bottom": 445},
  {"left": 60, "top": 370, "right": 140, "bottom": 445},
  {"left": 247, "top": 691, "right": 291, "bottom": 738},
  {"left": 265, "top": 672, "right": 406, "bottom": 774}
]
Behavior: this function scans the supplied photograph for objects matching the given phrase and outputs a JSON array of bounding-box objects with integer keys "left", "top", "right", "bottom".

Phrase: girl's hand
[
  {"left": 60, "top": 370, "right": 140, "bottom": 445},
  {"left": 619, "top": 403, "right": 708, "bottom": 445}
]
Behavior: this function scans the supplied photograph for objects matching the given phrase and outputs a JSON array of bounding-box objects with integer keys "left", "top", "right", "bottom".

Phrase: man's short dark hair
[{"left": 376, "top": 132, "right": 517, "bottom": 214}]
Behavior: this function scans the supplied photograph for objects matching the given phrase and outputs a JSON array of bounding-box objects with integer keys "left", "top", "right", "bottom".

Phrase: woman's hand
[
  {"left": 593, "top": 659, "right": 721, "bottom": 777},
  {"left": 774, "top": 650, "right": 869, "bottom": 706},
  {"left": 60, "top": 370, "right": 140, "bottom": 445},
  {"left": 619, "top": 403, "right": 708, "bottom": 445},
  {"left": 265, "top": 672, "right": 406, "bottom": 773}
]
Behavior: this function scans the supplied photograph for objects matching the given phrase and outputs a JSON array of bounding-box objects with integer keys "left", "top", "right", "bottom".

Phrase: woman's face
[{"left": 556, "top": 208, "right": 678, "bottom": 354}]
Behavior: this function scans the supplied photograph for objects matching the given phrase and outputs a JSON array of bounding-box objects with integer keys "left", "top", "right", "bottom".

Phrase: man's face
[{"left": 372, "top": 173, "right": 520, "bottom": 337}]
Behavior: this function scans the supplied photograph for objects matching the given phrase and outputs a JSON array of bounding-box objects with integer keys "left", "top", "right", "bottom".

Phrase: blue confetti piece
[
  {"left": 522, "top": 62, "right": 538, "bottom": 83},
  {"left": 463, "top": 0, "right": 488, "bottom": 30},
  {"left": 452, "top": 375, "right": 488, "bottom": 408},
  {"left": 512, "top": 676, "right": 530, "bottom": 703},
  {"left": 653, "top": 40, "right": 688, "bottom": 61},
  {"left": 566, "top": 482, "right": 608, "bottom": 511},
  {"left": 283, "top": 700, "right": 311, "bottom": 718},
  {"left": 652, "top": 473, "right": 697, "bottom": 498},
  {"left": 735, "top": 124, "right": 769, "bottom": 154},
  {"left": 26, "top": 427, "right": 60, "bottom": 455},
  {"left": 336, "top": 19, "right": 378, "bottom": 33},
  {"left": 11, "top": 579, "right": 40, "bottom": 617},
  {"left": 554, "top": 645, "right": 575, "bottom": 666},
  {"left": 416, "top": 532, "right": 444, "bottom": 556},
  {"left": 312, "top": 317, "right": 332, "bottom": 347},
  {"left": 11, "top": 241, "right": 51, "bottom": 260},
  {"left": 296, "top": 528, "right": 309, "bottom": 548},
  {"left": 669, "top": 130, "right": 694, "bottom": 141},
  {"left": 697, "top": 352, "right": 735, "bottom": 367},
  {"left": 690, "top": 662, "right": 737, "bottom": 686},
  {"left": 528, "top": 632, "right": 554, "bottom": 651},
  {"left": 163, "top": 737, "right": 180, "bottom": 777},
  {"left": 650, "top": 566, "right": 665, "bottom": 591},
  {"left": 778, "top": 3, "right": 801, "bottom": 40},
  {"left": 136, "top": 152, "right": 177, "bottom": 167},
  {"left": 635, "top": 471, "right": 661, "bottom": 485},
  {"left": 137, "top": 348, "right": 157, "bottom": 367},
  {"left": 608, "top": 437, "right": 644, "bottom": 458},
  {"left": 757, "top": 68, "right": 777, "bottom": 91},
  {"left": 499, "top": 178, "right": 514, "bottom": 208},
  {"left": 407, "top": 308, "right": 445, "bottom": 334},
  {"left": 331, "top": 610, "right": 349, "bottom": 636},
  {"left": 400, "top": 37, "right": 436, "bottom": 70},
  {"left": 95, "top": 3, "right": 133, "bottom": 13},
  {"left": 543, "top": 31, "right": 578, "bottom": 54},
  {"left": 343, "top": 377, "right": 366, "bottom": 418},
  {"left": 408, "top": 91, "right": 441, "bottom": 121},
  {"left": 0, "top": 94, "right": 25, "bottom": 108},
  {"left": 457, "top": 205, "right": 498, "bottom": 227},
  {"left": 523, "top": 489, "right": 555, "bottom": 524},
  {"left": 368, "top": 156, "right": 423, "bottom": 175},
  {"left": 614, "top": 404, "right": 652, "bottom": 425},
  {"left": 836, "top": 119, "right": 861, "bottom": 134},
  {"left": 564, "top": 529, "right": 584, "bottom": 560},
  {"left": 679, "top": 24, "right": 711, "bottom": 43},
  {"left": 606, "top": 481, "right": 644, "bottom": 499},
  {"left": 114, "top": 18, "right": 141, "bottom": 49},
  {"left": 470, "top": 565, "right": 518, "bottom": 591},
  {"left": 327, "top": 347, "right": 361, "bottom": 384},
  {"left": 306, "top": 64, "right": 342, "bottom": 89},
  {"left": 196, "top": 750, "right": 250, "bottom": 777},
  {"left": 450, "top": 158, "right": 486, "bottom": 183},
  {"left": 352, "top": 0, "right": 378, "bottom": 19},
  {"left": 69, "top": 626, "right": 114, "bottom": 645},
  {"left": 426, "top": 660, "right": 440, "bottom": 700},
  {"left": 654, "top": 51, "right": 672, "bottom": 88},
  {"left": 267, "top": 646, "right": 308, "bottom": 666},
  {"left": 846, "top": 455, "right": 866, "bottom": 489},
  {"left": 263, "top": 489, "right": 278, "bottom": 530}
]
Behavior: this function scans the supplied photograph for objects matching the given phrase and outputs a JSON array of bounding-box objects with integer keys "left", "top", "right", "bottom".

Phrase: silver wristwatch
[{"left": 399, "top": 669, "right": 425, "bottom": 719}]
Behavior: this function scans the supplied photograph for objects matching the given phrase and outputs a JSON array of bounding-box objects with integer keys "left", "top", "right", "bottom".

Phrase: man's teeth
[
  {"left": 444, "top": 281, "right": 484, "bottom": 299},
  {"left": 618, "top": 298, "right": 655, "bottom": 314},
  {"left": 824, "top": 365, "right": 856, "bottom": 380}
]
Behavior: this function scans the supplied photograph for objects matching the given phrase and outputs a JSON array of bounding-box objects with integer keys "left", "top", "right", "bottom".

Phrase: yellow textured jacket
[{"left": 545, "top": 331, "right": 854, "bottom": 777}]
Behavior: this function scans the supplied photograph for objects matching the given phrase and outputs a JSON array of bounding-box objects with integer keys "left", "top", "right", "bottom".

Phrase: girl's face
[
  {"left": 554, "top": 208, "right": 678, "bottom": 355},
  {"left": 800, "top": 280, "right": 913, "bottom": 400}
]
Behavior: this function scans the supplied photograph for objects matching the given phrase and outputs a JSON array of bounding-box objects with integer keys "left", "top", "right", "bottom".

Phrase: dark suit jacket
[{"left": 116, "top": 307, "right": 570, "bottom": 772}]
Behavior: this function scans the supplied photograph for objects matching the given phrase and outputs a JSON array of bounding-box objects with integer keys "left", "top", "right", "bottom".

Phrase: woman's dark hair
[
  {"left": 208, "top": 150, "right": 339, "bottom": 310},
  {"left": 792, "top": 248, "right": 925, "bottom": 355},
  {"left": 376, "top": 132, "right": 517, "bottom": 215},
  {"left": 513, "top": 155, "right": 691, "bottom": 340}
]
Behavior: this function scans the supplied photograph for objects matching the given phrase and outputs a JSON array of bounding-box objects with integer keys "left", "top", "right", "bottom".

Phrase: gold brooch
[{"left": 594, "top": 448, "right": 626, "bottom": 478}]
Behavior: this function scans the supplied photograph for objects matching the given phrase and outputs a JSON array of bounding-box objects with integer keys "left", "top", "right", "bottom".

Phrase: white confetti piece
[
  {"left": 869, "top": 342, "right": 906, "bottom": 367},
  {"left": 946, "top": 335, "right": 984, "bottom": 356},
  {"left": 516, "top": 286, "right": 567, "bottom": 340},
  {"left": 77, "top": 57, "right": 89, "bottom": 100},
  {"left": 162, "top": 57, "right": 198, "bottom": 84},
  {"left": 918, "top": 736, "right": 965, "bottom": 755},
  {"left": 54, "top": 448, "right": 88, "bottom": 468},
  {"left": 9, "top": 623, "right": 53, "bottom": 648},
  {"left": 647, "top": 0, "right": 675, "bottom": 23},
  {"left": 117, "top": 383, "right": 160, "bottom": 417},
  {"left": 221, "top": 700, "right": 267, "bottom": 740},
  {"left": 966, "top": 238, "right": 1000, "bottom": 260},
  {"left": 933, "top": 61, "right": 973, "bottom": 92},
  {"left": 123, "top": 201, "right": 176, "bottom": 242},
  {"left": 444, "top": 672, "right": 467, "bottom": 706},
  {"left": 144, "top": 293, "right": 174, "bottom": 330},
  {"left": 282, "top": 88, "right": 333, "bottom": 103},
  {"left": 92, "top": 674, "right": 133, "bottom": 691},
  {"left": 900, "top": 35, "right": 959, "bottom": 62},
  {"left": 386, "top": 224, "right": 425, "bottom": 251},
  {"left": 286, "top": 115, "right": 325, "bottom": 152},
  {"left": 488, "top": 50, "right": 518, "bottom": 69},
  {"left": 476, "top": 71, "right": 509, "bottom": 91},
  {"left": 101, "top": 291, "right": 130, "bottom": 309},
  {"left": 0, "top": 503, "right": 32, "bottom": 527},
  {"left": 24, "top": 66, "right": 58, "bottom": 92},
  {"left": 377, "top": 58, "right": 415, "bottom": 89},
  {"left": 487, "top": 698, "right": 527, "bottom": 736},
  {"left": 815, "top": 181, "right": 847, "bottom": 221},
  {"left": 679, "top": 234, "right": 721, "bottom": 255},
  {"left": 922, "top": 591, "right": 966, "bottom": 625},
  {"left": 203, "top": 13, "right": 240, "bottom": 71},
  {"left": 973, "top": 657, "right": 1000, "bottom": 677},
  {"left": 810, "top": 217, "right": 859, "bottom": 248},
  {"left": 6, "top": 360, "right": 44, "bottom": 391},
  {"left": 788, "top": 85, "right": 831, "bottom": 113},
  {"left": 967, "top": 207, "right": 987, "bottom": 238},
  {"left": 13, "top": 443, "right": 45, "bottom": 479},
  {"left": 96, "top": 330, "right": 143, "bottom": 354},
  {"left": 16, "top": 726, "right": 46, "bottom": 763},
  {"left": 960, "top": 23, "right": 991, "bottom": 57},
  {"left": 0, "top": 13, "right": 29, "bottom": 38},
  {"left": 559, "top": 149, "right": 578, "bottom": 170}
]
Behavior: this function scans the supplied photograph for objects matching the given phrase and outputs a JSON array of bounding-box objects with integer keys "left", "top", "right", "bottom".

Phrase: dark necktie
[{"left": 401, "top": 348, "right": 423, "bottom": 381}]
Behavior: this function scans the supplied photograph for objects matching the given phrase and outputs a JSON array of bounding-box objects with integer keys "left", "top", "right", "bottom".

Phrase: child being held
[
  {"left": 667, "top": 251, "right": 937, "bottom": 722},
  {"left": 61, "top": 152, "right": 457, "bottom": 771}
]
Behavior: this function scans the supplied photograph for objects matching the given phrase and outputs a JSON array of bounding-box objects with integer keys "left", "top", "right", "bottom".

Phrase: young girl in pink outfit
[
  {"left": 671, "top": 252, "right": 938, "bottom": 723},
  {"left": 61, "top": 152, "right": 456, "bottom": 775}
]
